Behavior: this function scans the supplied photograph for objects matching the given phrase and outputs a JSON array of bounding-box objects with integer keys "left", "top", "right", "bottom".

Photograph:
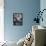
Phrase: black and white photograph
[{"left": 13, "top": 13, "right": 23, "bottom": 26}]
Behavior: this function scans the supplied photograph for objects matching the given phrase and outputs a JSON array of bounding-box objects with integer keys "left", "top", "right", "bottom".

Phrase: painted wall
[
  {"left": 40, "top": 0, "right": 46, "bottom": 26},
  {"left": 4, "top": 0, "right": 40, "bottom": 42},
  {"left": 0, "top": 0, "right": 4, "bottom": 42},
  {"left": 40, "top": 0, "right": 46, "bottom": 45}
]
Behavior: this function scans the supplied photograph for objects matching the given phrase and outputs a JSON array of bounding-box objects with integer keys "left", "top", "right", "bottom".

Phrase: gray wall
[{"left": 4, "top": 0, "right": 40, "bottom": 42}]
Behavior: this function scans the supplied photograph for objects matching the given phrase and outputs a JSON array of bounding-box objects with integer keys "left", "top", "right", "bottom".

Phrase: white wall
[{"left": 0, "top": 0, "right": 4, "bottom": 42}]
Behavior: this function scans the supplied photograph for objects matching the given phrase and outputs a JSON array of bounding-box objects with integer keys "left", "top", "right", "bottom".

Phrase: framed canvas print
[{"left": 13, "top": 13, "right": 23, "bottom": 26}]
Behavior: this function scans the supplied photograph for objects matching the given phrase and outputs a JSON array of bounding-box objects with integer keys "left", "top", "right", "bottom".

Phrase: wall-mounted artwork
[{"left": 13, "top": 13, "right": 23, "bottom": 26}]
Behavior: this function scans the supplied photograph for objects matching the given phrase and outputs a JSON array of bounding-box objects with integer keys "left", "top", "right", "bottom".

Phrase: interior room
[{"left": 0, "top": 0, "right": 46, "bottom": 46}]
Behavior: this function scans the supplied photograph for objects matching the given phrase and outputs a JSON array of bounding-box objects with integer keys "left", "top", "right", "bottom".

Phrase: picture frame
[{"left": 13, "top": 13, "right": 23, "bottom": 26}]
